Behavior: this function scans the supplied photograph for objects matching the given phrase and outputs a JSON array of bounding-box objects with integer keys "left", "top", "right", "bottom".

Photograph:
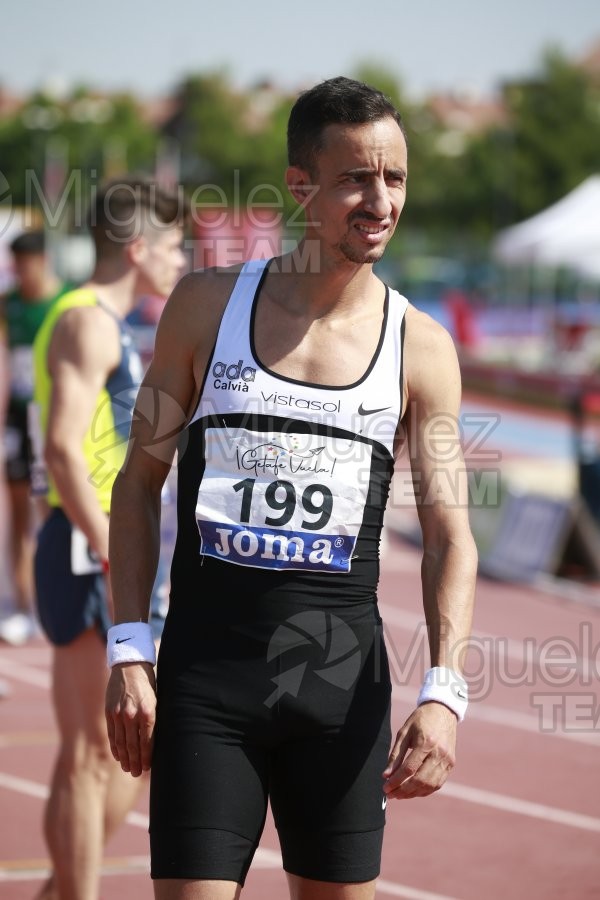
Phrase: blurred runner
[
  {"left": 0, "top": 228, "right": 68, "bottom": 645},
  {"left": 32, "top": 175, "right": 188, "bottom": 900}
]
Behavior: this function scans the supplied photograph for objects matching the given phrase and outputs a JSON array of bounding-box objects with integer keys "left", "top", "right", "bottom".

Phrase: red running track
[{"left": 1, "top": 523, "right": 599, "bottom": 900}]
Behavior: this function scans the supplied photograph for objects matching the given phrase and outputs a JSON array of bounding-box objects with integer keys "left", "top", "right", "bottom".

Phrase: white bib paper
[{"left": 196, "top": 427, "right": 372, "bottom": 573}]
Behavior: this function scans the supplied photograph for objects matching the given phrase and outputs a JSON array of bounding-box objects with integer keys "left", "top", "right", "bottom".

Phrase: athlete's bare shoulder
[
  {"left": 404, "top": 302, "right": 460, "bottom": 369},
  {"left": 404, "top": 302, "right": 456, "bottom": 355},
  {"left": 403, "top": 302, "right": 462, "bottom": 406},
  {"left": 48, "top": 299, "right": 121, "bottom": 374},
  {"left": 166, "top": 263, "right": 243, "bottom": 319},
  {"left": 154, "top": 263, "right": 242, "bottom": 351}
]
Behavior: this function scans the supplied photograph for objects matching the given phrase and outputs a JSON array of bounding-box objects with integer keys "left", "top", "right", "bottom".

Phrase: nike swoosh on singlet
[
  {"left": 115, "top": 637, "right": 133, "bottom": 644},
  {"left": 358, "top": 403, "right": 392, "bottom": 416}
]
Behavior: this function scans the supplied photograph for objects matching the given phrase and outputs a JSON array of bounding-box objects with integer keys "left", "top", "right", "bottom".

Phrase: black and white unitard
[{"left": 150, "top": 258, "right": 409, "bottom": 885}]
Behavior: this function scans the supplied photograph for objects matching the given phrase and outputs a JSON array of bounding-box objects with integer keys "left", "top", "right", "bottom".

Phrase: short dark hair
[
  {"left": 10, "top": 228, "right": 46, "bottom": 256},
  {"left": 287, "top": 75, "right": 406, "bottom": 173},
  {"left": 86, "top": 173, "right": 189, "bottom": 256}
]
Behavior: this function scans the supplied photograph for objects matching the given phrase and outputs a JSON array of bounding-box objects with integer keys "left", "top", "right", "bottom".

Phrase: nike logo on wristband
[
  {"left": 457, "top": 689, "right": 467, "bottom": 699},
  {"left": 115, "top": 637, "right": 133, "bottom": 644}
]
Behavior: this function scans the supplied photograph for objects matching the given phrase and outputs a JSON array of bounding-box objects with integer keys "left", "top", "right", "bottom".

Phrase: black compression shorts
[
  {"left": 35, "top": 507, "right": 169, "bottom": 646},
  {"left": 149, "top": 600, "right": 392, "bottom": 885}
]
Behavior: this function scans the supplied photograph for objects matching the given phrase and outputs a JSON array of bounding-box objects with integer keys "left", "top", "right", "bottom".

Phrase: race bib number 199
[{"left": 195, "top": 428, "right": 371, "bottom": 573}]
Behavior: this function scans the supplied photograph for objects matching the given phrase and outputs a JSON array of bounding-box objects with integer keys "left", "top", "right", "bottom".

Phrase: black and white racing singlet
[{"left": 169, "top": 258, "right": 408, "bottom": 606}]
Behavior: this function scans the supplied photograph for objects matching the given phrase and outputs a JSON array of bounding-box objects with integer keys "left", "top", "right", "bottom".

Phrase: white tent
[{"left": 492, "top": 175, "right": 600, "bottom": 280}]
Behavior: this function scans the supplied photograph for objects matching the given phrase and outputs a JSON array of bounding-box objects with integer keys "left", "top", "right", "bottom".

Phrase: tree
[
  {"left": 162, "top": 71, "right": 250, "bottom": 195},
  {"left": 0, "top": 87, "right": 158, "bottom": 219},
  {"left": 502, "top": 48, "right": 600, "bottom": 222}
]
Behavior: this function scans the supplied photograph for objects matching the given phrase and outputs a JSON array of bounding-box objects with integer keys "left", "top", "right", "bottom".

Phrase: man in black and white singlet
[{"left": 105, "top": 76, "right": 478, "bottom": 900}]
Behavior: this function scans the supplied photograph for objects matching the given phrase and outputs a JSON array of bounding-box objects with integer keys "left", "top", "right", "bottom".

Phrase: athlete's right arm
[{"left": 105, "top": 267, "right": 237, "bottom": 776}]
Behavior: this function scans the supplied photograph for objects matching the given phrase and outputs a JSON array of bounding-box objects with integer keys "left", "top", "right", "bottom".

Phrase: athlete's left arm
[{"left": 383, "top": 306, "right": 478, "bottom": 800}]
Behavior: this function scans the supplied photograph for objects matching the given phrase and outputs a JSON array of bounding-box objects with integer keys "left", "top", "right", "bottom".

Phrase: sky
[{"left": 2, "top": 0, "right": 600, "bottom": 101}]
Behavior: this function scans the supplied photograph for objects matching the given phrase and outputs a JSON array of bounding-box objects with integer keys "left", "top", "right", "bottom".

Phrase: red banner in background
[{"left": 192, "top": 206, "right": 282, "bottom": 269}]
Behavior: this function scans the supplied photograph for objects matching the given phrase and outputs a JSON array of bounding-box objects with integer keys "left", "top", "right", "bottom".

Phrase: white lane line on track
[
  {"left": 5, "top": 600, "right": 596, "bottom": 687},
  {"left": 0, "top": 656, "right": 50, "bottom": 688},
  {"left": 0, "top": 857, "right": 150, "bottom": 882},
  {"left": 376, "top": 882, "right": 459, "bottom": 900},
  {"left": 0, "top": 774, "right": 460, "bottom": 899},
  {"left": 2, "top": 646, "right": 598, "bottom": 753},
  {"left": 379, "top": 603, "right": 599, "bottom": 677},
  {"left": 0, "top": 863, "right": 460, "bottom": 900},
  {"left": 380, "top": 603, "right": 600, "bottom": 748},
  {"left": 0, "top": 772, "right": 47, "bottom": 799},
  {"left": 391, "top": 684, "right": 600, "bottom": 748},
  {"left": 2, "top": 767, "right": 600, "bottom": 843},
  {"left": 439, "top": 782, "right": 600, "bottom": 833},
  {"left": 0, "top": 775, "right": 283, "bottom": 869}
]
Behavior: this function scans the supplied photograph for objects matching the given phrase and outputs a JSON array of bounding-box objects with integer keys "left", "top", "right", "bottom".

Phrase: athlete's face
[
  {"left": 12, "top": 252, "right": 48, "bottom": 300},
  {"left": 288, "top": 117, "right": 408, "bottom": 267},
  {"left": 134, "top": 225, "right": 187, "bottom": 299}
]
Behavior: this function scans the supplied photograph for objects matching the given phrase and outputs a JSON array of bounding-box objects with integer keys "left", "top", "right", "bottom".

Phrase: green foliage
[
  {"left": 1, "top": 48, "right": 598, "bottom": 263},
  {"left": 0, "top": 89, "right": 158, "bottom": 213},
  {"left": 167, "top": 71, "right": 251, "bottom": 189},
  {"left": 502, "top": 48, "right": 600, "bottom": 220},
  {"left": 351, "top": 62, "right": 408, "bottom": 113},
  {"left": 0, "top": 115, "right": 40, "bottom": 203}
]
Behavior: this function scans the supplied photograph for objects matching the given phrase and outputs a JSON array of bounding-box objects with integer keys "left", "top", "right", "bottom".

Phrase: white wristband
[
  {"left": 106, "top": 622, "right": 156, "bottom": 668},
  {"left": 417, "top": 666, "right": 468, "bottom": 722}
]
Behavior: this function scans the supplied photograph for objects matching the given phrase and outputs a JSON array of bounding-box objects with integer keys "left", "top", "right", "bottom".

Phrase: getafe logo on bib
[{"left": 195, "top": 427, "right": 371, "bottom": 573}]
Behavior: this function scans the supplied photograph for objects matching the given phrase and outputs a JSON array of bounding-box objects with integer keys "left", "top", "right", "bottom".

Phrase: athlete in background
[
  {"left": 0, "top": 228, "right": 68, "bottom": 645},
  {"left": 33, "top": 175, "right": 188, "bottom": 900}
]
